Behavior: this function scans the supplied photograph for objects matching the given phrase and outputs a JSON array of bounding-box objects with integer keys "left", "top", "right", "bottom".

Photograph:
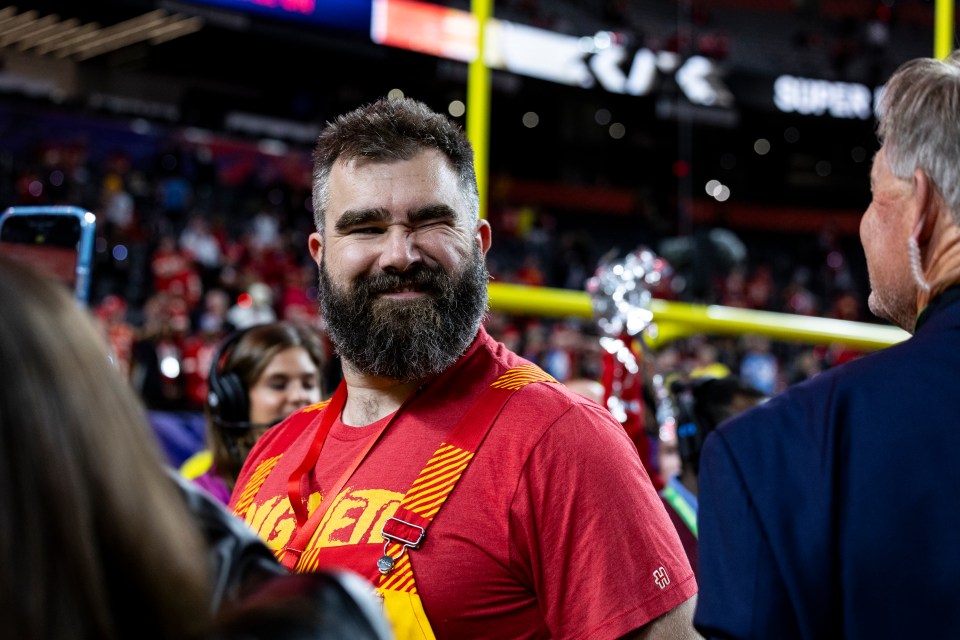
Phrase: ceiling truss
[{"left": 0, "top": 5, "right": 203, "bottom": 61}]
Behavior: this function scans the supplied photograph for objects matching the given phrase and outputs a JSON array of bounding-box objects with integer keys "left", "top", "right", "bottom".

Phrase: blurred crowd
[{"left": 0, "top": 101, "right": 875, "bottom": 422}]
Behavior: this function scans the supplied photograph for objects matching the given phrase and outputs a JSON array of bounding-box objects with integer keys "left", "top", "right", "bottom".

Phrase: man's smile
[{"left": 379, "top": 288, "right": 427, "bottom": 300}]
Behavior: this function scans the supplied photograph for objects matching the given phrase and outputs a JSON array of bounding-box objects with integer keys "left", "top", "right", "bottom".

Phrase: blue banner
[{"left": 182, "top": 0, "right": 372, "bottom": 34}]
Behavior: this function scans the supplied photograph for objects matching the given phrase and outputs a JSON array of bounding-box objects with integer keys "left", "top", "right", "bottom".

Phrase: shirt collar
[{"left": 915, "top": 285, "right": 960, "bottom": 332}]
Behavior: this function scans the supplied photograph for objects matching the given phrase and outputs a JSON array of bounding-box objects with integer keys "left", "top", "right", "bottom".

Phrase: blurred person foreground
[
  {"left": 0, "top": 255, "right": 212, "bottom": 639},
  {"left": 0, "top": 255, "right": 393, "bottom": 640}
]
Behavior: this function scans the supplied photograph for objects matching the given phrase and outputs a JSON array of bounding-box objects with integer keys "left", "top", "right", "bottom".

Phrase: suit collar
[{"left": 915, "top": 285, "right": 960, "bottom": 332}]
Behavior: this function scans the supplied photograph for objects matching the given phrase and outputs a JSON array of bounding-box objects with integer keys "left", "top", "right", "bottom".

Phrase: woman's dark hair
[{"left": 223, "top": 322, "right": 325, "bottom": 392}]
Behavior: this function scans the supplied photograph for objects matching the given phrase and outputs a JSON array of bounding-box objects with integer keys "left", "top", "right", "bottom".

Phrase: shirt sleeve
[{"left": 511, "top": 401, "right": 698, "bottom": 640}]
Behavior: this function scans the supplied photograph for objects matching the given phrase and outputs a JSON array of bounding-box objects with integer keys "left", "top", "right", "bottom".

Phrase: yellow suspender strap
[{"left": 377, "top": 365, "right": 556, "bottom": 593}]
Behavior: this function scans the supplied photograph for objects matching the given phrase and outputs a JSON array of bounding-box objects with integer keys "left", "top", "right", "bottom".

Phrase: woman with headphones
[{"left": 183, "top": 322, "right": 327, "bottom": 504}]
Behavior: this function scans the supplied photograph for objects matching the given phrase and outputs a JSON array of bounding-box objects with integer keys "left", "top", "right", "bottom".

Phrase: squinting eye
[
  {"left": 417, "top": 220, "right": 450, "bottom": 231},
  {"left": 351, "top": 226, "right": 383, "bottom": 235}
]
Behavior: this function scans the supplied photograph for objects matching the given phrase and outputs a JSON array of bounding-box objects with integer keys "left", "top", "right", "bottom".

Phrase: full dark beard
[{"left": 319, "top": 246, "right": 489, "bottom": 381}]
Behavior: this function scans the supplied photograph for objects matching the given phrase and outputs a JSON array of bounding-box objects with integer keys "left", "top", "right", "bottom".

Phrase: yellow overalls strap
[{"left": 377, "top": 365, "right": 557, "bottom": 640}]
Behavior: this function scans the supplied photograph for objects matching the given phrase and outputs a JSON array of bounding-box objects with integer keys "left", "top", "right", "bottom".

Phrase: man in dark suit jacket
[{"left": 694, "top": 49, "right": 960, "bottom": 639}]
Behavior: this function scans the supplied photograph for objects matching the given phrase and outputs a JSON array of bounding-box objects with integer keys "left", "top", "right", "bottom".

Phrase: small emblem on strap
[
  {"left": 377, "top": 555, "right": 396, "bottom": 575},
  {"left": 377, "top": 517, "right": 426, "bottom": 575}
]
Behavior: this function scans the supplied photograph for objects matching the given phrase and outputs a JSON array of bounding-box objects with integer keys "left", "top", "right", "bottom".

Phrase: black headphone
[
  {"left": 672, "top": 376, "right": 765, "bottom": 475},
  {"left": 207, "top": 329, "right": 252, "bottom": 428},
  {"left": 671, "top": 379, "right": 706, "bottom": 473}
]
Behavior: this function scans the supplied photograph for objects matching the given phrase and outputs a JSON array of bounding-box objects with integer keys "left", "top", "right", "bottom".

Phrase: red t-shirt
[{"left": 231, "top": 328, "right": 696, "bottom": 639}]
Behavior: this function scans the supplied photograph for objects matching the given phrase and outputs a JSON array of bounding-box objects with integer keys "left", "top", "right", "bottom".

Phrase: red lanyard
[
  {"left": 286, "top": 381, "right": 344, "bottom": 527},
  {"left": 281, "top": 379, "right": 417, "bottom": 570}
]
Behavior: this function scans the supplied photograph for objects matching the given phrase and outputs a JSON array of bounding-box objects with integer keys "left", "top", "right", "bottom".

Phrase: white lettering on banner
[
  {"left": 676, "top": 55, "right": 734, "bottom": 108},
  {"left": 589, "top": 47, "right": 631, "bottom": 94},
  {"left": 491, "top": 20, "right": 732, "bottom": 107},
  {"left": 773, "top": 75, "right": 875, "bottom": 120},
  {"left": 624, "top": 48, "right": 658, "bottom": 95},
  {"left": 585, "top": 48, "right": 730, "bottom": 106},
  {"left": 490, "top": 20, "right": 595, "bottom": 89}
]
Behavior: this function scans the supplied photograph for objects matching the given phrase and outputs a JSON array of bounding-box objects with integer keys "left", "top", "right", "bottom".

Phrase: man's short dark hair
[{"left": 311, "top": 97, "right": 480, "bottom": 233}]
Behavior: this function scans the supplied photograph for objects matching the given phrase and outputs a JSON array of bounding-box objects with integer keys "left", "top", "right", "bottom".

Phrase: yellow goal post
[{"left": 487, "top": 282, "right": 909, "bottom": 352}]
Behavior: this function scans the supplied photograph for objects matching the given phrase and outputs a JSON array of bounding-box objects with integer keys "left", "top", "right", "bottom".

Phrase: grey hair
[
  {"left": 310, "top": 96, "right": 480, "bottom": 234},
  {"left": 877, "top": 50, "right": 960, "bottom": 221}
]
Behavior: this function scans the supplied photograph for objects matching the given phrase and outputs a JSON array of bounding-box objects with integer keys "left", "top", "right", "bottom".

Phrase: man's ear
[
  {"left": 308, "top": 232, "right": 323, "bottom": 265},
  {"left": 476, "top": 219, "right": 492, "bottom": 256}
]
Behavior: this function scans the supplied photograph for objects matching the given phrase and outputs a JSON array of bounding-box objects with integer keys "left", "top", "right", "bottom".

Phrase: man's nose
[{"left": 378, "top": 226, "right": 422, "bottom": 272}]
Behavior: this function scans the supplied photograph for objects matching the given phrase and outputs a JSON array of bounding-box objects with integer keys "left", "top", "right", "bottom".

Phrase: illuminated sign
[
  {"left": 489, "top": 23, "right": 733, "bottom": 107},
  {"left": 181, "top": 0, "right": 372, "bottom": 33},
  {"left": 773, "top": 75, "right": 878, "bottom": 120},
  {"left": 371, "top": 0, "right": 733, "bottom": 108},
  {"left": 371, "top": 0, "right": 477, "bottom": 61}
]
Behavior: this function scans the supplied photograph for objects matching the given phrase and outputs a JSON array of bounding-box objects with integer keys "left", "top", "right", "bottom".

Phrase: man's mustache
[{"left": 357, "top": 266, "right": 450, "bottom": 296}]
